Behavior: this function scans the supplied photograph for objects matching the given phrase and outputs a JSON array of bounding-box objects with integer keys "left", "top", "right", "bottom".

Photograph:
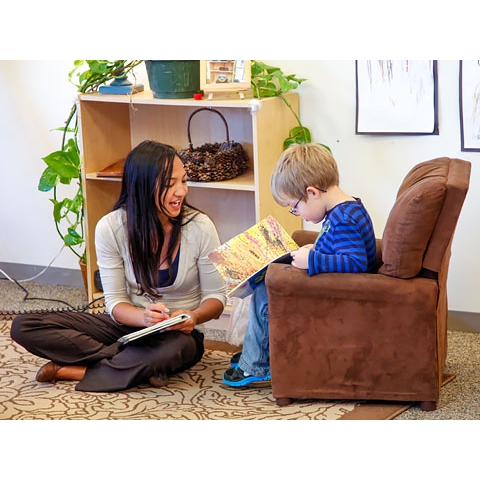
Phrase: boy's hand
[{"left": 290, "top": 245, "right": 311, "bottom": 269}]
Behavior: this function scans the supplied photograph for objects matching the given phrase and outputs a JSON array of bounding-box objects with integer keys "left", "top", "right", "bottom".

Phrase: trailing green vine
[
  {"left": 38, "top": 60, "right": 143, "bottom": 264},
  {"left": 251, "top": 60, "right": 329, "bottom": 151}
]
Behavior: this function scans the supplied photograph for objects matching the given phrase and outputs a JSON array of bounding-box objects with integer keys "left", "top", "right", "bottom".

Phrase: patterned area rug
[{"left": 0, "top": 318, "right": 411, "bottom": 420}]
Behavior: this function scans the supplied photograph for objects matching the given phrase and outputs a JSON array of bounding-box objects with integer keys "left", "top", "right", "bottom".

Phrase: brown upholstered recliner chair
[{"left": 266, "top": 157, "right": 471, "bottom": 411}]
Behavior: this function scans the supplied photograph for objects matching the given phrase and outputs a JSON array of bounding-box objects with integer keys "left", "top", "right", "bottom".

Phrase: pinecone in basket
[{"left": 178, "top": 141, "right": 249, "bottom": 182}]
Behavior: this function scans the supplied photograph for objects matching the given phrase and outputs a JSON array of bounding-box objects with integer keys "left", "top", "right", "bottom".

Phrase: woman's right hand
[{"left": 143, "top": 302, "right": 170, "bottom": 327}]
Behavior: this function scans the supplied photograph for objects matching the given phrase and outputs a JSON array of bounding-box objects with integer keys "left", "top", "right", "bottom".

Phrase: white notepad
[{"left": 117, "top": 314, "right": 190, "bottom": 345}]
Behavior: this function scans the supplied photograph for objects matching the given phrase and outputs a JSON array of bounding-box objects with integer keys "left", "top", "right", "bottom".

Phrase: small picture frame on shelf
[{"left": 200, "top": 60, "right": 251, "bottom": 99}]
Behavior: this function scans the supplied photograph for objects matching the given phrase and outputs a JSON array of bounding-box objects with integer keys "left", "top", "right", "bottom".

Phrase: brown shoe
[
  {"left": 36, "top": 361, "right": 62, "bottom": 383},
  {"left": 35, "top": 361, "right": 86, "bottom": 383}
]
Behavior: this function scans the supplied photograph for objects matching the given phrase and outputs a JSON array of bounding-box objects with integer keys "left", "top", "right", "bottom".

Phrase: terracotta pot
[{"left": 79, "top": 259, "right": 88, "bottom": 294}]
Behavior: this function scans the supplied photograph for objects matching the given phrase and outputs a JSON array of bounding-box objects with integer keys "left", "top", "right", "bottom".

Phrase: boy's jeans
[{"left": 238, "top": 280, "right": 271, "bottom": 377}]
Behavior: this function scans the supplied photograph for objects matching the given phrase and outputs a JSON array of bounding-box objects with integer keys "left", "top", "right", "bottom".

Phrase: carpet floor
[
  {"left": 1, "top": 279, "right": 478, "bottom": 420},
  {"left": 1, "top": 318, "right": 412, "bottom": 420}
]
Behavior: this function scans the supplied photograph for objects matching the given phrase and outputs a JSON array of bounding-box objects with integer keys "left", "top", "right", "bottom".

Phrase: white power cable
[{"left": 0, "top": 244, "right": 65, "bottom": 283}]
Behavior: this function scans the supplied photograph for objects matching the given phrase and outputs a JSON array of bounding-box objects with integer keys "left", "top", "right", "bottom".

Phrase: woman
[{"left": 11, "top": 140, "right": 226, "bottom": 392}]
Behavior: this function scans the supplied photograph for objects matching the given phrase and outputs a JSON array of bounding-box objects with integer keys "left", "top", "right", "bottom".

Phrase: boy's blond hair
[{"left": 270, "top": 143, "right": 339, "bottom": 206}]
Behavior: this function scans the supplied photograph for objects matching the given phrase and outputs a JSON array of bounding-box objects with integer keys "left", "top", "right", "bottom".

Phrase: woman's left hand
[{"left": 166, "top": 310, "right": 197, "bottom": 334}]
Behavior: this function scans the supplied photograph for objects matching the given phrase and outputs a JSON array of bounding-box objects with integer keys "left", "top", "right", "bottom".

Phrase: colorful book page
[{"left": 208, "top": 216, "right": 298, "bottom": 298}]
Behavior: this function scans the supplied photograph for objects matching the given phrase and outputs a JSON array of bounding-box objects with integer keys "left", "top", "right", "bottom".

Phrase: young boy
[{"left": 223, "top": 143, "right": 377, "bottom": 387}]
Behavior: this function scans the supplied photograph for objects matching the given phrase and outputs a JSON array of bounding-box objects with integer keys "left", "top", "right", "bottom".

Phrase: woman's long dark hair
[{"left": 113, "top": 140, "right": 197, "bottom": 296}]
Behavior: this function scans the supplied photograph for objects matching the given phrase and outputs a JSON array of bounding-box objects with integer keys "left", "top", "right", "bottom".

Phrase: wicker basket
[{"left": 178, "top": 107, "right": 249, "bottom": 182}]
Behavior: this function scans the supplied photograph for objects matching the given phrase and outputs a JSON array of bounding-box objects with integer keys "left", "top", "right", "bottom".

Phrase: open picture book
[{"left": 208, "top": 216, "right": 299, "bottom": 298}]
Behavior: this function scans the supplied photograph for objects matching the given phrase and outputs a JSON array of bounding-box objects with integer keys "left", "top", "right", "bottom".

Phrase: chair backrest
[{"left": 379, "top": 157, "right": 471, "bottom": 279}]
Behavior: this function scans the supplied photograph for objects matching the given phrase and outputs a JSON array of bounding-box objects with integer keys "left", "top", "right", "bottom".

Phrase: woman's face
[{"left": 157, "top": 156, "right": 188, "bottom": 218}]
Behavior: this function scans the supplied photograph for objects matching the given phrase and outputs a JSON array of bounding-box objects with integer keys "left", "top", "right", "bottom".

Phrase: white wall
[
  {"left": 268, "top": 60, "right": 478, "bottom": 315},
  {"left": 0, "top": 60, "right": 477, "bottom": 313},
  {"left": 0, "top": 61, "right": 79, "bottom": 269}
]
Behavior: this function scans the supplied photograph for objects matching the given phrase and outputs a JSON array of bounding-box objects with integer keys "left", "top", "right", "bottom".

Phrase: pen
[
  {"left": 143, "top": 293, "right": 168, "bottom": 316},
  {"left": 143, "top": 293, "right": 156, "bottom": 304}
]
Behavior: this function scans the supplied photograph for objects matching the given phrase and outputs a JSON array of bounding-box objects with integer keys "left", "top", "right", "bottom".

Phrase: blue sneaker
[
  {"left": 223, "top": 365, "right": 271, "bottom": 387},
  {"left": 230, "top": 351, "right": 242, "bottom": 367}
]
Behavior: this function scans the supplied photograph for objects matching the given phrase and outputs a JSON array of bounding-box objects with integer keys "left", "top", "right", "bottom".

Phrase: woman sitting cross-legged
[{"left": 11, "top": 140, "right": 226, "bottom": 392}]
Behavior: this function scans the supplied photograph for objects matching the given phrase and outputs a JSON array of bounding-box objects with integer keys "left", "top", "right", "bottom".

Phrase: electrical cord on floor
[
  {"left": 1, "top": 287, "right": 106, "bottom": 320},
  {"left": 0, "top": 244, "right": 66, "bottom": 283},
  {"left": 0, "top": 274, "right": 106, "bottom": 321},
  {"left": 0, "top": 244, "right": 107, "bottom": 320},
  {"left": 8, "top": 276, "right": 83, "bottom": 308}
]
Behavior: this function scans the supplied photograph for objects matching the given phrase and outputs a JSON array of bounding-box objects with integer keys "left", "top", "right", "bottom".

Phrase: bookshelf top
[{"left": 79, "top": 90, "right": 268, "bottom": 111}]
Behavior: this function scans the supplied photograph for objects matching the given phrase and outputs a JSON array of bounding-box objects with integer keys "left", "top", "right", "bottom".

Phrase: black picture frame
[
  {"left": 459, "top": 60, "right": 480, "bottom": 152},
  {"left": 356, "top": 60, "right": 438, "bottom": 135}
]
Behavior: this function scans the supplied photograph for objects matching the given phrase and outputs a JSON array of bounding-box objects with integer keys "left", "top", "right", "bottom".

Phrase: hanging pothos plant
[
  {"left": 250, "top": 60, "right": 330, "bottom": 151},
  {"left": 38, "top": 60, "right": 143, "bottom": 265}
]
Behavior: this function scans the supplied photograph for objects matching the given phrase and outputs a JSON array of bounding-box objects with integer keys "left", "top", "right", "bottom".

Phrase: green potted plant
[
  {"left": 38, "top": 60, "right": 143, "bottom": 289},
  {"left": 250, "top": 60, "right": 330, "bottom": 151}
]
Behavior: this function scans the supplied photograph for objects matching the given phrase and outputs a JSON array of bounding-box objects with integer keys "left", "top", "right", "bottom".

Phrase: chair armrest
[
  {"left": 292, "top": 231, "right": 384, "bottom": 272},
  {"left": 266, "top": 263, "right": 435, "bottom": 310}
]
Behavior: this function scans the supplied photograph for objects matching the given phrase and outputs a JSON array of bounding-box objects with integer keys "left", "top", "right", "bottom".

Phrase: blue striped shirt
[{"left": 308, "top": 198, "right": 376, "bottom": 275}]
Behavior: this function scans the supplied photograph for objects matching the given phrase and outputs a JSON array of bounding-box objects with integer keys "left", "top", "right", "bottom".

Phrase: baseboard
[
  {"left": 448, "top": 311, "right": 480, "bottom": 333},
  {"left": 0, "top": 262, "right": 83, "bottom": 288}
]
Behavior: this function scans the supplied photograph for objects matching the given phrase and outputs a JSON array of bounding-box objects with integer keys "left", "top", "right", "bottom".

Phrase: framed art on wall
[
  {"left": 459, "top": 60, "right": 480, "bottom": 152},
  {"left": 356, "top": 60, "right": 438, "bottom": 135}
]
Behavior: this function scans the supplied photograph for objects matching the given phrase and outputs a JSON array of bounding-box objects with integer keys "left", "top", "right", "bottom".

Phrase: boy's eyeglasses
[
  {"left": 289, "top": 193, "right": 305, "bottom": 216},
  {"left": 289, "top": 187, "right": 328, "bottom": 216}
]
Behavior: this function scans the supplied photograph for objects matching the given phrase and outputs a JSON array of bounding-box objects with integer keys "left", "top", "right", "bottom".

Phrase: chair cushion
[{"left": 379, "top": 175, "right": 446, "bottom": 278}]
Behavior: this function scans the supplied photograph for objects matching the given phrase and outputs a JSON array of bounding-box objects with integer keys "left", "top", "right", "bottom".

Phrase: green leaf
[
  {"left": 50, "top": 126, "right": 76, "bottom": 134},
  {"left": 254, "top": 79, "right": 278, "bottom": 97},
  {"left": 51, "top": 199, "right": 62, "bottom": 222},
  {"left": 251, "top": 61, "right": 268, "bottom": 77},
  {"left": 41, "top": 150, "right": 79, "bottom": 180},
  {"left": 58, "top": 176, "right": 74, "bottom": 185},
  {"left": 68, "top": 60, "right": 84, "bottom": 85},
  {"left": 252, "top": 61, "right": 280, "bottom": 76},
  {"left": 319, "top": 143, "right": 332, "bottom": 153},
  {"left": 86, "top": 60, "right": 110, "bottom": 75},
  {"left": 63, "top": 138, "right": 80, "bottom": 160},
  {"left": 277, "top": 75, "right": 298, "bottom": 93},
  {"left": 289, "top": 126, "right": 312, "bottom": 143},
  {"left": 285, "top": 74, "right": 307, "bottom": 84},
  {"left": 64, "top": 193, "right": 83, "bottom": 215},
  {"left": 64, "top": 228, "right": 84, "bottom": 247},
  {"left": 38, "top": 167, "right": 60, "bottom": 192},
  {"left": 51, "top": 195, "right": 83, "bottom": 222},
  {"left": 283, "top": 126, "right": 313, "bottom": 149}
]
